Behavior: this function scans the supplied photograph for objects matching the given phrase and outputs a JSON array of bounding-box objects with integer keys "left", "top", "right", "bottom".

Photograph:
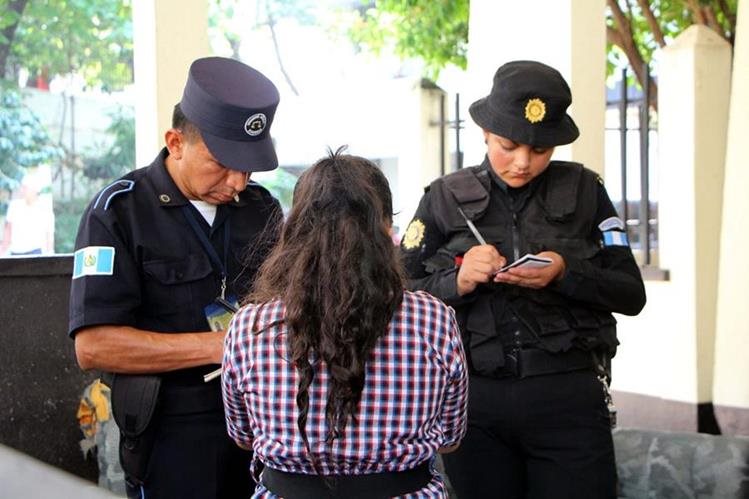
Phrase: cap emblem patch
[
  {"left": 524, "top": 98, "right": 546, "bottom": 123},
  {"left": 244, "top": 113, "right": 267, "bottom": 136},
  {"left": 402, "top": 219, "right": 426, "bottom": 250}
]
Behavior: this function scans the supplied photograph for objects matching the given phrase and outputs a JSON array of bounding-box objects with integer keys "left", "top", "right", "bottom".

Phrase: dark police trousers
[
  {"left": 125, "top": 383, "right": 253, "bottom": 499},
  {"left": 442, "top": 370, "right": 616, "bottom": 499}
]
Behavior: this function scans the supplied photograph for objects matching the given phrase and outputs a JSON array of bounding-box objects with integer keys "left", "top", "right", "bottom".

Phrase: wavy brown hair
[{"left": 247, "top": 147, "right": 404, "bottom": 469}]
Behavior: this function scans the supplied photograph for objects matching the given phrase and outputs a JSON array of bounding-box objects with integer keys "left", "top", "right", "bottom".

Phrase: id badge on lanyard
[
  {"left": 182, "top": 205, "right": 237, "bottom": 331},
  {"left": 204, "top": 294, "right": 239, "bottom": 332}
]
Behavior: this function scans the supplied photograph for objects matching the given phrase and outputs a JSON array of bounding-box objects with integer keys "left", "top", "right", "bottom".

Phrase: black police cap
[
  {"left": 469, "top": 60, "right": 579, "bottom": 147},
  {"left": 180, "top": 57, "right": 280, "bottom": 172}
]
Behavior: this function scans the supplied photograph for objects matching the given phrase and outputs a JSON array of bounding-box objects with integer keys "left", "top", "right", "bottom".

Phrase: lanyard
[{"left": 182, "top": 205, "right": 231, "bottom": 299}]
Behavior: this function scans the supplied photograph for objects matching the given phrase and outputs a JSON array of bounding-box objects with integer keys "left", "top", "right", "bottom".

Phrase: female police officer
[{"left": 400, "top": 60, "right": 646, "bottom": 498}]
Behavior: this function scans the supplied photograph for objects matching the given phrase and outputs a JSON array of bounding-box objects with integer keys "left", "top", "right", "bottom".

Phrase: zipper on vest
[{"left": 512, "top": 212, "right": 520, "bottom": 261}]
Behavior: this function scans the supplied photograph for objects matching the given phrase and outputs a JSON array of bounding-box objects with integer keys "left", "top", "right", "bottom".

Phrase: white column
[
  {"left": 132, "top": 0, "right": 210, "bottom": 167},
  {"left": 714, "top": 0, "right": 749, "bottom": 435},
  {"left": 463, "top": 0, "right": 605, "bottom": 173},
  {"left": 395, "top": 80, "right": 448, "bottom": 234},
  {"left": 614, "top": 26, "right": 732, "bottom": 427}
]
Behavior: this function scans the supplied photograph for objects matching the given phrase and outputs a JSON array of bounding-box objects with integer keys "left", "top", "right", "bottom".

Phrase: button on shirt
[{"left": 222, "top": 290, "right": 469, "bottom": 499}]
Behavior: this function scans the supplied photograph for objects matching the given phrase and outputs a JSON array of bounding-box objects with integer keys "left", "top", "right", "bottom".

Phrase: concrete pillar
[
  {"left": 614, "top": 25, "right": 731, "bottom": 431},
  {"left": 395, "top": 80, "right": 448, "bottom": 234},
  {"left": 132, "top": 0, "right": 210, "bottom": 168},
  {"left": 714, "top": 0, "right": 749, "bottom": 436},
  {"left": 463, "top": 0, "right": 605, "bottom": 173}
]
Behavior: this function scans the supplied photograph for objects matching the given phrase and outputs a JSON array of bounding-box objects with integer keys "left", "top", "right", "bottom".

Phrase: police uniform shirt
[{"left": 68, "top": 149, "right": 282, "bottom": 380}]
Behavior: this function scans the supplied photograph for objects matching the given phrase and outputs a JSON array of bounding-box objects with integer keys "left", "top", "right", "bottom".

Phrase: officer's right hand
[{"left": 456, "top": 244, "right": 506, "bottom": 296}]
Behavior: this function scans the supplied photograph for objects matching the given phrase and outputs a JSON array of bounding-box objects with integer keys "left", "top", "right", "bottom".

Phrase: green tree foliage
[
  {"left": 255, "top": 167, "right": 299, "bottom": 213},
  {"left": 0, "top": 0, "right": 133, "bottom": 91},
  {"left": 82, "top": 106, "right": 135, "bottom": 180},
  {"left": 346, "top": 0, "right": 737, "bottom": 97},
  {"left": 606, "top": 0, "right": 738, "bottom": 109},
  {"left": 209, "top": 0, "right": 316, "bottom": 95},
  {"left": 346, "top": 0, "right": 469, "bottom": 81},
  {"left": 0, "top": 83, "right": 61, "bottom": 194}
]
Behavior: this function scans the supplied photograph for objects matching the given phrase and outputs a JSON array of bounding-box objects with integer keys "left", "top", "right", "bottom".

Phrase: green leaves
[
  {"left": 347, "top": 0, "right": 469, "bottom": 80},
  {"left": 81, "top": 106, "right": 134, "bottom": 180},
  {"left": 0, "top": 83, "right": 61, "bottom": 191},
  {"left": 0, "top": 0, "right": 133, "bottom": 90}
]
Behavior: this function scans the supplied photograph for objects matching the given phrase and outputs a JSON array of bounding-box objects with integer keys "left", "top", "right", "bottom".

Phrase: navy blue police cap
[
  {"left": 469, "top": 60, "right": 579, "bottom": 148},
  {"left": 180, "top": 56, "right": 280, "bottom": 172}
]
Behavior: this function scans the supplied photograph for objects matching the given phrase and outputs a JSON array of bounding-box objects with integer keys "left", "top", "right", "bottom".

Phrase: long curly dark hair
[{"left": 247, "top": 147, "right": 404, "bottom": 469}]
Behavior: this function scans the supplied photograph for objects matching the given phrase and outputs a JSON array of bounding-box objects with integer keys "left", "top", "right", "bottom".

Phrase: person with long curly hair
[{"left": 222, "top": 149, "right": 468, "bottom": 498}]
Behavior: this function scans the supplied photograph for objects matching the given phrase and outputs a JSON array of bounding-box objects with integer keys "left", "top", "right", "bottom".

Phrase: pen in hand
[{"left": 457, "top": 207, "right": 488, "bottom": 245}]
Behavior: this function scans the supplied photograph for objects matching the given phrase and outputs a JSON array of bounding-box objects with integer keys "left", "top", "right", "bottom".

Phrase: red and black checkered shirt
[{"left": 222, "top": 290, "right": 468, "bottom": 498}]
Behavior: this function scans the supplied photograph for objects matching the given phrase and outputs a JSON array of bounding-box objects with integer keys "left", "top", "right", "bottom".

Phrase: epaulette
[{"left": 93, "top": 179, "right": 135, "bottom": 211}]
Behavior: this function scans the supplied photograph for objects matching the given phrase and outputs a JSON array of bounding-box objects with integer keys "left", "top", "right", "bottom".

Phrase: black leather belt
[
  {"left": 261, "top": 461, "right": 432, "bottom": 499},
  {"left": 498, "top": 347, "right": 594, "bottom": 378}
]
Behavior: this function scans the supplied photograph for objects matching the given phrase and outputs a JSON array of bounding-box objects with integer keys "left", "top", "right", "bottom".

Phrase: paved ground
[{"left": 0, "top": 444, "right": 119, "bottom": 499}]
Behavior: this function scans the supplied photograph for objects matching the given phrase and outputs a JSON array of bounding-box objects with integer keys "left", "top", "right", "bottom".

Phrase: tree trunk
[
  {"left": 635, "top": 0, "right": 666, "bottom": 48},
  {"left": 606, "top": 0, "right": 658, "bottom": 111},
  {"left": 0, "top": 0, "right": 30, "bottom": 79}
]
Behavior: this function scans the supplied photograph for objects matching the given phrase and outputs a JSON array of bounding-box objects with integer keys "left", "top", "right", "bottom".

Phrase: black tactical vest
[{"left": 423, "top": 160, "right": 618, "bottom": 371}]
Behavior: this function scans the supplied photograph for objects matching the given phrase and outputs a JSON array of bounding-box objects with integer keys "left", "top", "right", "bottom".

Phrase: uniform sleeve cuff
[
  {"left": 69, "top": 310, "right": 136, "bottom": 337},
  {"left": 438, "top": 268, "right": 478, "bottom": 307}
]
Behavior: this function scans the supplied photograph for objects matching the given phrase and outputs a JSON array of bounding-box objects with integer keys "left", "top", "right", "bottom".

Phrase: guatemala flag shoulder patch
[
  {"left": 72, "top": 246, "right": 115, "bottom": 279},
  {"left": 602, "top": 230, "right": 629, "bottom": 247}
]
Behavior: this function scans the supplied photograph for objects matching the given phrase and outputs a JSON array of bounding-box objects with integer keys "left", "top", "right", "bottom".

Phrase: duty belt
[{"left": 497, "top": 347, "right": 594, "bottom": 378}]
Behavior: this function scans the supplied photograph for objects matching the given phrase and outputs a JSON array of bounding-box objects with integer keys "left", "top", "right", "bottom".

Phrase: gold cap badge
[
  {"left": 524, "top": 98, "right": 546, "bottom": 123},
  {"left": 402, "top": 219, "right": 426, "bottom": 250}
]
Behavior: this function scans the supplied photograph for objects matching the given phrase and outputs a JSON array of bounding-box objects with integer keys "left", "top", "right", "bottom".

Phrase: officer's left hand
[{"left": 493, "top": 251, "right": 566, "bottom": 289}]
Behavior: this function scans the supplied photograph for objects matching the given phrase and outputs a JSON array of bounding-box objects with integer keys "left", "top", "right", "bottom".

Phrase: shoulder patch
[
  {"left": 402, "top": 219, "right": 426, "bottom": 250},
  {"left": 598, "top": 216, "right": 625, "bottom": 232},
  {"left": 602, "top": 230, "right": 629, "bottom": 247},
  {"left": 73, "top": 246, "right": 115, "bottom": 279},
  {"left": 93, "top": 180, "right": 135, "bottom": 211}
]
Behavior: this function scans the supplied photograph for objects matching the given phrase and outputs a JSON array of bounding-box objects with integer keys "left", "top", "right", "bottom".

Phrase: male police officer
[
  {"left": 69, "top": 57, "right": 283, "bottom": 499},
  {"left": 401, "top": 61, "right": 646, "bottom": 498}
]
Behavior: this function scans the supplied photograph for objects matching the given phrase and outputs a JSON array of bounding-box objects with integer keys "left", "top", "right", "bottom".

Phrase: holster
[{"left": 110, "top": 374, "right": 162, "bottom": 484}]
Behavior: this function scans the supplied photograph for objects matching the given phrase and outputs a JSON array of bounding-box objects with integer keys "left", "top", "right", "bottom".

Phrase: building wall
[{"left": 0, "top": 257, "right": 99, "bottom": 481}]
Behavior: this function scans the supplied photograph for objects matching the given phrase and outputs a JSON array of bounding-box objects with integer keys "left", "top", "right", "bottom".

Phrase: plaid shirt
[{"left": 222, "top": 290, "right": 468, "bottom": 498}]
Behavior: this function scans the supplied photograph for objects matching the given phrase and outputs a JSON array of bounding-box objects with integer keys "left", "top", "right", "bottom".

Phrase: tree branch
[
  {"left": 716, "top": 0, "right": 737, "bottom": 36},
  {"left": 606, "top": 0, "right": 658, "bottom": 110},
  {"left": 703, "top": 5, "right": 728, "bottom": 41},
  {"left": 635, "top": 0, "right": 666, "bottom": 47},
  {"left": 606, "top": 25, "right": 625, "bottom": 49},
  {"left": 686, "top": 0, "right": 707, "bottom": 24},
  {"left": 0, "top": 0, "right": 30, "bottom": 79},
  {"left": 264, "top": 1, "right": 299, "bottom": 96}
]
